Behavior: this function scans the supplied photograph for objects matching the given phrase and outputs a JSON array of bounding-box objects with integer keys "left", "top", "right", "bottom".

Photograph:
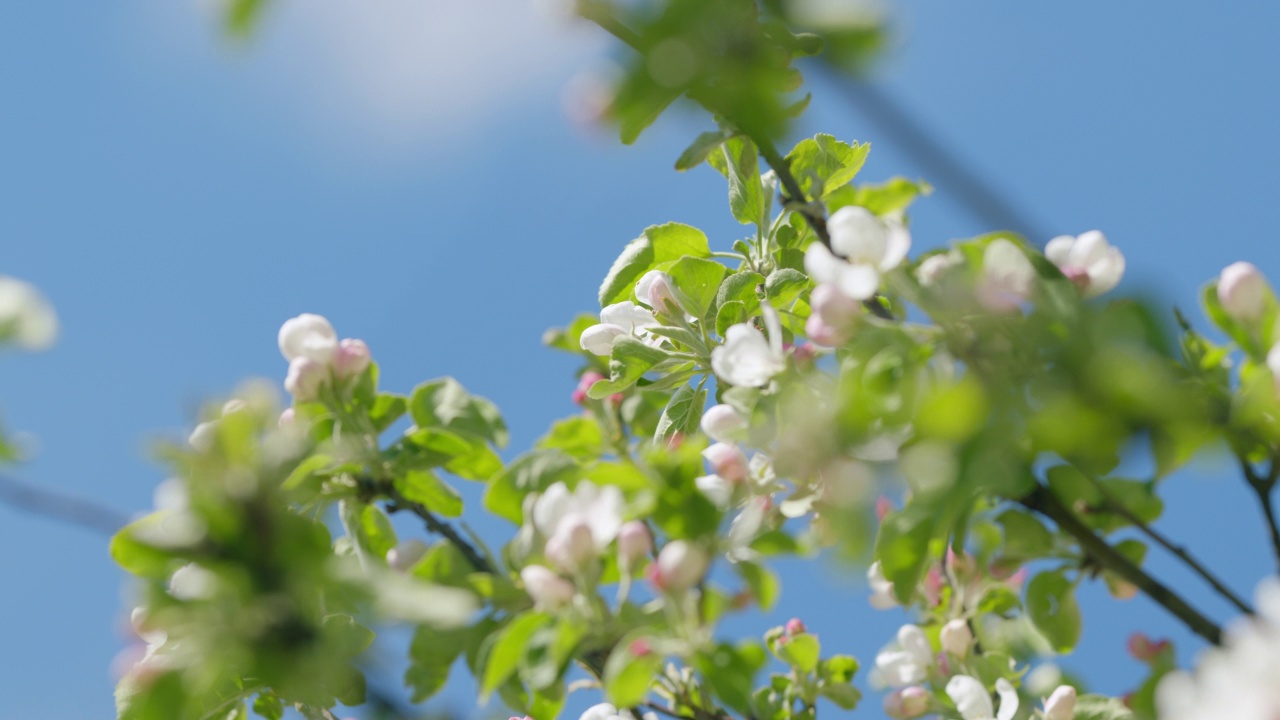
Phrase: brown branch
[
  {"left": 1021, "top": 484, "right": 1223, "bottom": 645},
  {"left": 0, "top": 473, "right": 130, "bottom": 536},
  {"left": 1240, "top": 456, "right": 1280, "bottom": 576},
  {"left": 376, "top": 480, "right": 493, "bottom": 573}
]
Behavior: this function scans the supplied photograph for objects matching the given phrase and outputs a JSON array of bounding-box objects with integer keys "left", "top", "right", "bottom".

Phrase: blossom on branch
[
  {"left": 1044, "top": 230, "right": 1125, "bottom": 297},
  {"left": 804, "top": 206, "right": 911, "bottom": 300}
]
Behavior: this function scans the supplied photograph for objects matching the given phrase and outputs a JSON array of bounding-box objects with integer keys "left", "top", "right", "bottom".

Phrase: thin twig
[
  {"left": 643, "top": 701, "right": 699, "bottom": 720},
  {"left": 1240, "top": 457, "right": 1280, "bottom": 576},
  {"left": 1078, "top": 470, "right": 1253, "bottom": 615},
  {"left": 1021, "top": 483, "right": 1223, "bottom": 646},
  {"left": 378, "top": 480, "right": 493, "bottom": 573},
  {"left": 0, "top": 473, "right": 130, "bottom": 536}
]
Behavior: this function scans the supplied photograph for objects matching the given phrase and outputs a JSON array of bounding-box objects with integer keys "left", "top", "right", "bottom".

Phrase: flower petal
[
  {"left": 878, "top": 219, "right": 912, "bottom": 271},
  {"left": 995, "top": 678, "right": 1019, "bottom": 720},
  {"left": 946, "top": 675, "right": 995, "bottom": 720},
  {"left": 1084, "top": 246, "right": 1125, "bottom": 298},
  {"left": 579, "top": 324, "right": 626, "bottom": 356},
  {"left": 1044, "top": 236, "right": 1075, "bottom": 268},
  {"left": 828, "top": 206, "right": 888, "bottom": 263},
  {"left": 836, "top": 263, "right": 881, "bottom": 300},
  {"left": 805, "top": 243, "right": 845, "bottom": 286},
  {"left": 600, "top": 302, "right": 657, "bottom": 332}
]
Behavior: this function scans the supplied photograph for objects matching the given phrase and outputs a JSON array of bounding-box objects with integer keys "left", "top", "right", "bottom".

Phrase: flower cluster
[{"left": 277, "top": 313, "right": 372, "bottom": 403}]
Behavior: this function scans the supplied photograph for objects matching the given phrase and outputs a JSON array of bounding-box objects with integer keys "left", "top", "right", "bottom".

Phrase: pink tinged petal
[
  {"left": 994, "top": 678, "right": 1019, "bottom": 720},
  {"left": 811, "top": 283, "right": 862, "bottom": 326},
  {"left": 946, "top": 675, "right": 995, "bottom": 720},
  {"left": 702, "top": 442, "right": 749, "bottom": 483},
  {"left": 1084, "top": 246, "right": 1125, "bottom": 297},
  {"left": 878, "top": 219, "right": 912, "bottom": 271},
  {"left": 1068, "top": 230, "right": 1110, "bottom": 268},
  {"left": 835, "top": 263, "right": 881, "bottom": 301},
  {"left": 579, "top": 323, "right": 626, "bottom": 356},
  {"left": 520, "top": 565, "right": 575, "bottom": 610},
  {"left": 546, "top": 520, "right": 597, "bottom": 571},
  {"left": 1042, "top": 685, "right": 1076, "bottom": 720},
  {"left": 333, "top": 338, "right": 372, "bottom": 380},
  {"left": 700, "top": 404, "right": 747, "bottom": 443},
  {"left": 616, "top": 521, "right": 652, "bottom": 565},
  {"left": 600, "top": 301, "right": 657, "bottom": 332},
  {"left": 1219, "top": 262, "right": 1270, "bottom": 321},
  {"left": 828, "top": 205, "right": 889, "bottom": 263},
  {"left": 284, "top": 356, "right": 328, "bottom": 401},
  {"left": 1044, "top": 236, "right": 1075, "bottom": 268},
  {"left": 278, "top": 313, "right": 338, "bottom": 362},
  {"left": 711, "top": 324, "right": 785, "bottom": 387}
]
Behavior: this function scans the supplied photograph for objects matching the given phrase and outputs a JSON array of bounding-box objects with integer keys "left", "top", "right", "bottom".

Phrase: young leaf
[
  {"left": 676, "top": 130, "right": 732, "bottom": 171},
  {"left": 655, "top": 383, "right": 707, "bottom": 442},
  {"left": 395, "top": 470, "right": 464, "bottom": 518},
  {"left": 589, "top": 336, "right": 672, "bottom": 398},
  {"left": 784, "top": 134, "right": 869, "bottom": 199},
  {"left": 1026, "top": 571, "right": 1083, "bottom": 653},
  {"left": 668, "top": 256, "right": 729, "bottom": 319},
  {"left": 598, "top": 223, "right": 712, "bottom": 307}
]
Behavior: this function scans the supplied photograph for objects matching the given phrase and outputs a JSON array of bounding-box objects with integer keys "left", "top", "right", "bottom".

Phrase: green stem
[
  {"left": 1240, "top": 456, "right": 1280, "bottom": 576},
  {"left": 1020, "top": 484, "right": 1223, "bottom": 646}
]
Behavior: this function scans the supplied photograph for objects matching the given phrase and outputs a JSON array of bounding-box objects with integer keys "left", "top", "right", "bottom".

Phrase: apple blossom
[
  {"left": 278, "top": 407, "right": 296, "bottom": 427},
  {"left": 916, "top": 250, "right": 964, "bottom": 287},
  {"left": 702, "top": 442, "right": 748, "bottom": 483},
  {"left": 867, "top": 560, "right": 898, "bottom": 610},
  {"left": 617, "top": 520, "right": 652, "bottom": 567},
  {"left": 978, "top": 238, "right": 1037, "bottom": 313},
  {"left": 532, "top": 482, "right": 624, "bottom": 556},
  {"left": 0, "top": 275, "right": 58, "bottom": 351},
  {"left": 695, "top": 473, "right": 735, "bottom": 508},
  {"left": 545, "top": 518, "right": 597, "bottom": 572},
  {"left": 579, "top": 703, "right": 646, "bottom": 720},
  {"left": 168, "top": 563, "right": 217, "bottom": 601},
  {"left": 1042, "top": 685, "right": 1076, "bottom": 720},
  {"left": 804, "top": 205, "right": 911, "bottom": 300},
  {"left": 940, "top": 618, "right": 973, "bottom": 657},
  {"left": 785, "top": 618, "right": 807, "bottom": 636},
  {"left": 1218, "top": 262, "right": 1270, "bottom": 321},
  {"left": 278, "top": 313, "right": 338, "bottom": 362},
  {"left": 580, "top": 302, "right": 659, "bottom": 356},
  {"left": 386, "top": 539, "right": 429, "bottom": 571},
  {"left": 648, "top": 540, "right": 709, "bottom": 593},
  {"left": 872, "top": 624, "right": 933, "bottom": 687},
  {"left": 945, "top": 675, "right": 1018, "bottom": 720},
  {"left": 333, "top": 338, "right": 371, "bottom": 379},
  {"left": 1044, "top": 230, "right": 1125, "bottom": 298},
  {"left": 884, "top": 686, "right": 930, "bottom": 719},
  {"left": 711, "top": 323, "right": 785, "bottom": 387},
  {"left": 520, "top": 565, "right": 576, "bottom": 610},
  {"left": 572, "top": 371, "right": 606, "bottom": 405},
  {"left": 700, "top": 404, "right": 747, "bottom": 443},
  {"left": 636, "top": 269, "right": 678, "bottom": 314},
  {"left": 805, "top": 283, "right": 861, "bottom": 346},
  {"left": 285, "top": 356, "right": 328, "bottom": 402}
]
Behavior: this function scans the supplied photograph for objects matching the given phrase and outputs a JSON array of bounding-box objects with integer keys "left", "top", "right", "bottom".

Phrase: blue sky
[{"left": 2, "top": 1, "right": 1279, "bottom": 718}]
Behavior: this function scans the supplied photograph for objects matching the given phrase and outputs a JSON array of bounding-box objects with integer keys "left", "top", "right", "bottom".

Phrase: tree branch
[
  {"left": 1079, "top": 470, "right": 1253, "bottom": 615},
  {"left": 1020, "top": 483, "right": 1223, "bottom": 646},
  {"left": 1240, "top": 456, "right": 1280, "bottom": 576},
  {"left": 0, "top": 473, "right": 130, "bottom": 536},
  {"left": 376, "top": 480, "right": 493, "bottom": 573}
]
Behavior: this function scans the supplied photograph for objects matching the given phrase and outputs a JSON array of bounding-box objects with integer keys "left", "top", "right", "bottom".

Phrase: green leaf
[
  {"left": 368, "top": 393, "right": 409, "bottom": 434},
  {"left": 828, "top": 176, "right": 931, "bottom": 216},
  {"left": 400, "top": 428, "right": 502, "bottom": 482},
  {"left": 1074, "top": 694, "right": 1137, "bottom": 720},
  {"left": 995, "top": 509, "right": 1054, "bottom": 559},
  {"left": 736, "top": 560, "right": 780, "bottom": 610},
  {"left": 717, "top": 136, "right": 766, "bottom": 227},
  {"left": 110, "top": 514, "right": 181, "bottom": 579},
  {"left": 669, "top": 256, "right": 729, "bottom": 319},
  {"left": 405, "top": 623, "right": 476, "bottom": 702},
  {"left": 598, "top": 223, "right": 712, "bottom": 307},
  {"left": 484, "top": 450, "right": 580, "bottom": 524},
  {"left": 873, "top": 505, "right": 933, "bottom": 603},
  {"left": 604, "top": 640, "right": 663, "bottom": 707},
  {"left": 410, "top": 378, "right": 508, "bottom": 448},
  {"left": 1026, "top": 571, "right": 1083, "bottom": 653},
  {"left": 775, "top": 634, "right": 820, "bottom": 673},
  {"left": 589, "top": 336, "right": 672, "bottom": 398},
  {"left": 717, "top": 271, "right": 765, "bottom": 317},
  {"left": 716, "top": 300, "right": 748, "bottom": 338},
  {"left": 696, "top": 643, "right": 764, "bottom": 716},
  {"left": 655, "top": 383, "right": 707, "bottom": 442},
  {"left": 819, "top": 683, "right": 861, "bottom": 710},
  {"left": 252, "top": 693, "right": 284, "bottom": 720},
  {"left": 784, "top": 134, "right": 869, "bottom": 199},
  {"left": 226, "top": 0, "right": 267, "bottom": 35},
  {"left": 764, "top": 268, "right": 808, "bottom": 307},
  {"left": 482, "top": 612, "right": 551, "bottom": 695},
  {"left": 396, "top": 470, "right": 464, "bottom": 517},
  {"left": 358, "top": 504, "right": 398, "bottom": 558},
  {"left": 676, "top": 130, "right": 731, "bottom": 171},
  {"left": 538, "top": 417, "right": 607, "bottom": 461}
]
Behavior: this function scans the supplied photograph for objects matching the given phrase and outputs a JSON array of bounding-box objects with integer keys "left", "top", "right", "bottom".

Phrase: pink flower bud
[
  {"left": 700, "top": 404, "right": 747, "bottom": 443},
  {"left": 876, "top": 496, "right": 894, "bottom": 522},
  {"left": 940, "top": 619, "right": 973, "bottom": 657},
  {"left": 278, "top": 313, "right": 338, "bottom": 362},
  {"left": 573, "top": 371, "right": 606, "bottom": 405},
  {"left": 545, "top": 519, "right": 597, "bottom": 572},
  {"left": 628, "top": 638, "right": 652, "bottom": 657},
  {"left": 386, "top": 539, "right": 429, "bottom": 571},
  {"left": 1043, "top": 685, "right": 1077, "bottom": 720},
  {"left": 806, "top": 284, "right": 860, "bottom": 347},
  {"left": 520, "top": 565, "right": 575, "bottom": 610},
  {"left": 647, "top": 540, "right": 709, "bottom": 594},
  {"left": 278, "top": 408, "right": 296, "bottom": 428},
  {"left": 638, "top": 270, "right": 678, "bottom": 314},
  {"left": 1218, "top": 262, "right": 1270, "bottom": 321},
  {"left": 884, "top": 686, "right": 930, "bottom": 719},
  {"left": 333, "top": 338, "right": 371, "bottom": 380},
  {"left": 1127, "top": 633, "right": 1170, "bottom": 662},
  {"left": 702, "top": 442, "right": 748, "bottom": 483},
  {"left": 617, "top": 520, "right": 652, "bottom": 567},
  {"left": 785, "top": 618, "right": 807, "bottom": 636},
  {"left": 284, "top": 356, "right": 328, "bottom": 402}
]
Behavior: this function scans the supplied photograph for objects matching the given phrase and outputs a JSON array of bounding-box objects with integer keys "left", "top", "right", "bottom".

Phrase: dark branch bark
[{"left": 0, "top": 473, "right": 130, "bottom": 536}]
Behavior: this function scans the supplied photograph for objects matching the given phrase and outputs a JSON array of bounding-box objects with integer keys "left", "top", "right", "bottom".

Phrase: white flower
[
  {"left": 0, "top": 276, "right": 58, "bottom": 351},
  {"left": 945, "top": 676, "right": 1018, "bottom": 720},
  {"left": 168, "top": 563, "right": 217, "bottom": 601},
  {"left": 545, "top": 518, "right": 596, "bottom": 572},
  {"left": 712, "top": 323, "right": 785, "bottom": 387},
  {"left": 278, "top": 313, "right": 338, "bottom": 362},
  {"left": 1045, "top": 230, "right": 1125, "bottom": 298},
  {"left": 617, "top": 520, "right": 652, "bottom": 567},
  {"left": 702, "top": 442, "right": 748, "bottom": 483},
  {"left": 1268, "top": 344, "right": 1280, "bottom": 384},
  {"left": 916, "top": 250, "right": 964, "bottom": 287},
  {"left": 532, "top": 481, "right": 624, "bottom": 552},
  {"left": 520, "top": 565, "right": 576, "bottom": 610},
  {"left": 333, "top": 338, "right": 372, "bottom": 379},
  {"left": 579, "top": 703, "right": 647, "bottom": 720},
  {"left": 636, "top": 270, "right": 678, "bottom": 314},
  {"left": 649, "top": 540, "right": 709, "bottom": 593},
  {"left": 579, "top": 302, "right": 659, "bottom": 356},
  {"left": 188, "top": 421, "right": 218, "bottom": 452},
  {"left": 867, "top": 561, "right": 898, "bottom": 610},
  {"left": 978, "top": 238, "right": 1037, "bottom": 313},
  {"left": 872, "top": 624, "right": 933, "bottom": 688},
  {"left": 1219, "top": 262, "right": 1271, "bottom": 322},
  {"left": 884, "top": 686, "right": 930, "bottom": 719},
  {"left": 700, "top": 404, "right": 748, "bottom": 443},
  {"left": 285, "top": 356, "right": 328, "bottom": 401},
  {"left": 695, "top": 474, "right": 735, "bottom": 508},
  {"left": 806, "top": 283, "right": 862, "bottom": 347},
  {"left": 804, "top": 206, "right": 911, "bottom": 300},
  {"left": 1043, "top": 685, "right": 1077, "bottom": 720},
  {"left": 940, "top": 618, "right": 974, "bottom": 657},
  {"left": 386, "top": 539, "right": 429, "bottom": 571},
  {"left": 1157, "top": 578, "right": 1280, "bottom": 720}
]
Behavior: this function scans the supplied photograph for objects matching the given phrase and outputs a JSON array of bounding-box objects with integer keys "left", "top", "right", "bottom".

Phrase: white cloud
[{"left": 138, "top": 0, "right": 605, "bottom": 157}]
